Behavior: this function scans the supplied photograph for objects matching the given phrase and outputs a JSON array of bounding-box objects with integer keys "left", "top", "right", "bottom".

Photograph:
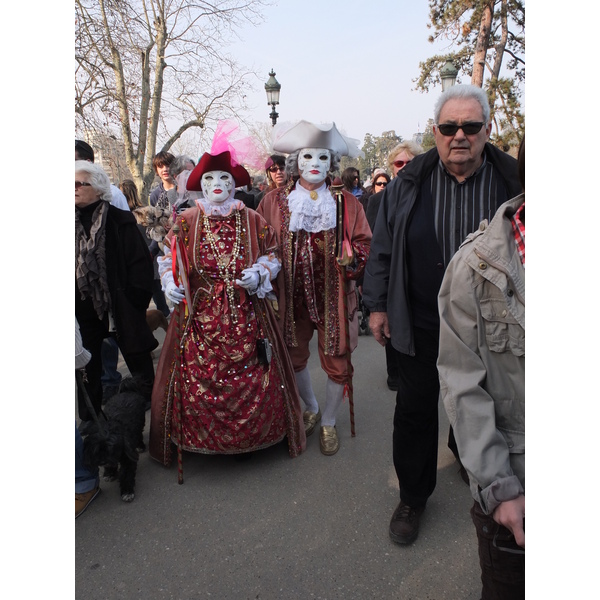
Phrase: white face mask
[
  {"left": 298, "top": 148, "right": 331, "bottom": 185},
  {"left": 201, "top": 170, "right": 234, "bottom": 204}
]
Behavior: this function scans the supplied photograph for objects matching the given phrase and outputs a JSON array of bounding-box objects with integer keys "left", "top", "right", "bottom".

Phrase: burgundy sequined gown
[{"left": 149, "top": 203, "right": 305, "bottom": 465}]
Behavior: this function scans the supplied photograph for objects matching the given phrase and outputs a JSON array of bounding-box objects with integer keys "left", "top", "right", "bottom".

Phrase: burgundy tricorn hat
[{"left": 186, "top": 150, "right": 251, "bottom": 191}]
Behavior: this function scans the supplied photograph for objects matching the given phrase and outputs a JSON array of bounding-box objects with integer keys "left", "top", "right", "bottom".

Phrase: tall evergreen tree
[{"left": 415, "top": 0, "right": 525, "bottom": 148}]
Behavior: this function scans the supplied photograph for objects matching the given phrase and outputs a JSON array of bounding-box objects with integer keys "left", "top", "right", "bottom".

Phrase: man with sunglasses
[{"left": 362, "top": 85, "right": 520, "bottom": 546}]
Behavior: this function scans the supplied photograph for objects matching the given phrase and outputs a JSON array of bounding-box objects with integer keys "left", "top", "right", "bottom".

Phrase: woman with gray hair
[
  {"left": 75, "top": 161, "right": 157, "bottom": 427},
  {"left": 386, "top": 140, "right": 424, "bottom": 177},
  {"left": 366, "top": 141, "right": 423, "bottom": 393}
]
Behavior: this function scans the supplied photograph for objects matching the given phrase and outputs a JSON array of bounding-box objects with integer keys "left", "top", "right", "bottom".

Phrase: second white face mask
[{"left": 298, "top": 148, "right": 331, "bottom": 185}]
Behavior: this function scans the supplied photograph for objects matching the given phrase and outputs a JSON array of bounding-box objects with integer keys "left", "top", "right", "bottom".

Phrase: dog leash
[{"left": 75, "top": 368, "right": 107, "bottom": 437}]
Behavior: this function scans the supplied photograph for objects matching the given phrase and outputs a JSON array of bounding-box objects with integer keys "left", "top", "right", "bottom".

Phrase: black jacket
[
  {"left": 362, "top": 143, "right": 520, "bottom": 356},
  {"left": 76, "top": 203, "right": 157, "bottom": 355},
  {"left": 365, "top": 189, "right": 384, "bottom": 233}
]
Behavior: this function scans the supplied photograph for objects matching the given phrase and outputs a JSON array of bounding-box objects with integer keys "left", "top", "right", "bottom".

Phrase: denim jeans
[
  {"left": 75, "top": 422, "right": 98, "bottom": 493},
  {"left": 471, "top": 501, "right": 525, "bottom": 600},
  {"left": 101, "top": 337, "right": 122, "bottom": 387},
  {"left": 152, "top": 279, "right": 170, "bottom": 317}
]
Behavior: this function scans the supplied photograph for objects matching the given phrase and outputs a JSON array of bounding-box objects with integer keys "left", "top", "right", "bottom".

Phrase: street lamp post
[
  {"left": 265, "top": 69, "right": 281, "bottom": 126},
  {"left": 440, "top": 60, "right": 459, "bottom": 92}
]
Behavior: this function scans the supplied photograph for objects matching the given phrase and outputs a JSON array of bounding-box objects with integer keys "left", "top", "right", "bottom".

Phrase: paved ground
[{"left": 76, "top": 316, "right": 481, "bottom": 600}]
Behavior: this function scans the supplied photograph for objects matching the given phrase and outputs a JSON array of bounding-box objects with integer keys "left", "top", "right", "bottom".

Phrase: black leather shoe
[{"left": 389, "top": 501, "right": 425, "bottom": 544}]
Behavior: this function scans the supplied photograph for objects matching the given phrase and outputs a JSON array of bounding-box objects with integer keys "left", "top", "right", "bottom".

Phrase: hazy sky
[{"left": 227, "top": 0, "right": 460, "bottom": 146}]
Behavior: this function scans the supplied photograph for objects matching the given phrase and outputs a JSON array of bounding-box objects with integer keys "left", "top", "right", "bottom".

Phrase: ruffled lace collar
[
  {"left": 287, "top": 181, "right": 336, "bottom": 233},
  {"left": 194, "top": 197, "right": 244, "bottom": 217}
]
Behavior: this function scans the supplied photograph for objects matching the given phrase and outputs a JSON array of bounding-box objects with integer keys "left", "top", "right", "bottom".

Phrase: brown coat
[{"left": 256, "top": 183, "right": 372, "bottom": 357}]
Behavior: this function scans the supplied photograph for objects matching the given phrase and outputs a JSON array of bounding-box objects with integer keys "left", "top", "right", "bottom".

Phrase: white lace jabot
[
  {"left": 194, "top": 197, "right": 244, "bottom": 217},
  {"left": 287, "top": 181, "right": 336, "bottom": 233}
]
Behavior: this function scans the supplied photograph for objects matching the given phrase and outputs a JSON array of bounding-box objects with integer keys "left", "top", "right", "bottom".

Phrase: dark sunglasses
[
  {"left": 268, "top": 165, "right": 285, "bottom": 173},
  {"left": 75, "top": 181, "right": 92, "bottom": 189},
  {"left": 374, "top": 180, "right": 387, "bottom": 187},
  {"left": 393, "top": 160, "right": 411, "bottom": 169},
  {"left": 437, "top": 121, "right": 484, "bottom": 136}
]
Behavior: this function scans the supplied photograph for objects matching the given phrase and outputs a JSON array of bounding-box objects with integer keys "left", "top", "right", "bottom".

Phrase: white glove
[
  {"left": 235, "top": 269, "right": 260, "bottom": 294},
  {"left": 165, "top": 280, "right": 185, "bottom": 304}
]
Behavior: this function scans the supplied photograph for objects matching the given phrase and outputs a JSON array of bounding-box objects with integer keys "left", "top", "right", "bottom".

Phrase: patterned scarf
[{"left": 75, "top": 201, "right": 111, "bottom": 320}]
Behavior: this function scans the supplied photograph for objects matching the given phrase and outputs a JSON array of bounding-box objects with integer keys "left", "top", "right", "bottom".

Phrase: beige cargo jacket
[{"left": 438, "top": 194, "right": 525, "bottom": 515}]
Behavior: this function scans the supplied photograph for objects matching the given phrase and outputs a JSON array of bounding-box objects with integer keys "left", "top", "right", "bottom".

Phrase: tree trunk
[
  {"left": 137, "top": 44, "right": 154, "bottom": 183},
  {"left": 487, "top": 0, "right": 509, "bottom": 117},
  {"left": 471, "top": 2, "right": 493, "bottom": 87}
]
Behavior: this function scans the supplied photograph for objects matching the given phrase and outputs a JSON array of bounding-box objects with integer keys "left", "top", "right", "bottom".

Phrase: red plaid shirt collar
[{"left": 511, "top": 203, "right": 525, "bottom": 267}]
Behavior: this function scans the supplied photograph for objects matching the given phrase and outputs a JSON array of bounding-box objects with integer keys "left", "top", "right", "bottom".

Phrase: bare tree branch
[{"left": 75, "top": 0, "right": 267, "bottom": 199}]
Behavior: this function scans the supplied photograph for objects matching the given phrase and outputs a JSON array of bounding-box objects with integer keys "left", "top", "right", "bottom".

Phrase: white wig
[
  {"left": 433, "top": 84, "right": 491, "bottom": 124},
  {"left": 75, "top": 160, "right": 112, "bottom": 201}
]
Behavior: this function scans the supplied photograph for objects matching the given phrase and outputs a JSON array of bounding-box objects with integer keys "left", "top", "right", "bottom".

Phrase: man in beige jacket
[{"left": 437, "top": 137, "right": 525, "bottom": 600}]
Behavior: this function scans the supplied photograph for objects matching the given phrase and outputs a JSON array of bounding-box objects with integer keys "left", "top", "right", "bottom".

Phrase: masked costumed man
[
  {"left": 257, "top": 121, "right": 371, "bottom": 455},
  {"left": 149, "top": 122, "right": 306, "bottom": 467}
]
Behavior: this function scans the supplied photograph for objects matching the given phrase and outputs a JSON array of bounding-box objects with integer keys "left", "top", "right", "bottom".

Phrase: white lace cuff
[
  {"left": 245, "top": 254, "right": 281, "bottom": 298},
  {"left": 157, "top": 251, "right": 175, "bottom": 291}
]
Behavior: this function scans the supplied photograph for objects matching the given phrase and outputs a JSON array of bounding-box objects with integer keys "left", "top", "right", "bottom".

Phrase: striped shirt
[
  {"left": 511, "top": 203, "right": 525, "bottom": 267},
  {"left": 430, "top": 155, "right": 508, "bottom": 267}
]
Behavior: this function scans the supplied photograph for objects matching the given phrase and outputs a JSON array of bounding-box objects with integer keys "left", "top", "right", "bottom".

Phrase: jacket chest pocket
[{"left": 480, "top": 297, "right": 524, "bottom": 357}]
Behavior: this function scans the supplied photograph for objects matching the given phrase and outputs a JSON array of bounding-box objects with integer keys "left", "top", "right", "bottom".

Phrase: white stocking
[
  {"left": 322, "top": 378, "right": 345, "bottom": 427},
  {"left": 294, "top": 367, "right": 319, "bottom": 413}
]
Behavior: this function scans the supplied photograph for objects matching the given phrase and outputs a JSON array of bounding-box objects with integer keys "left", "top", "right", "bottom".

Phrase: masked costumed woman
[
  {"left": 149, "top": 123, "right": 306, "bottom": 466},
  {"left": 256, "top": 121, "right": 372, "bottom": 456}
]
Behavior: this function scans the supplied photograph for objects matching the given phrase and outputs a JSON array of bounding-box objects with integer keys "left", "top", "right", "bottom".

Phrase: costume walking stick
[
  {"left": 171, "top": 221, "right": 191, "bottom": 484},
  {"left": 331, "top": 182, "right": 356, "bottom": 437}
]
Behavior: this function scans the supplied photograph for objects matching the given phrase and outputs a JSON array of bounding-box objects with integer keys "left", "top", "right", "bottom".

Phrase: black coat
[
  {"left": 362, "top": 143, "right": 520, "bottom": 357},
  {"left": 76, "top": 203, "right": 157, "bottom": 356},
  {"left": 365, "top": 189, "right": 384, "bottom": 233}
]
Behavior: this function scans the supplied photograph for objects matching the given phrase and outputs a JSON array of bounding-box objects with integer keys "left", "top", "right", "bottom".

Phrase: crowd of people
[{"left": 75, "top": 85, "right": 525, "bottom": 600}]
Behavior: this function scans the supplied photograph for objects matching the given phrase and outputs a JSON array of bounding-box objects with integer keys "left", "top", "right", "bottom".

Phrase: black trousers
[
  {"left": 77, "top": 317, "right": 155, "bottom": 421},
  {"left": 393, "top": 326, "right": 440, "bottom": 508},
  {"left": 471, "top": 501, "right": 525, "bottom": 600},
  {"left": 385, "top": 339, "right": 401, "bottom": 382}
]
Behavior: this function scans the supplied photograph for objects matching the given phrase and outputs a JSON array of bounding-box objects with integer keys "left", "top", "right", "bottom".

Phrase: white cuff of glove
[
  {"left": 159, "top": 250, "right": 185, "bottom": 304},
  {"left": 165, "top": 280, "right": 185, "bottom": 304},
  {"left": 235, "top": 269, "right": 260, "bottom": 295},
  {"left": 235, "top": 262, "right": 275, "bottom": 298}
]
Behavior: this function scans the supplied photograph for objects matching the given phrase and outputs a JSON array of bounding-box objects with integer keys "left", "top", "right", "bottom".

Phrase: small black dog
[{"left": 83, "top": 377, "right": 147, "bottom": 502}]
